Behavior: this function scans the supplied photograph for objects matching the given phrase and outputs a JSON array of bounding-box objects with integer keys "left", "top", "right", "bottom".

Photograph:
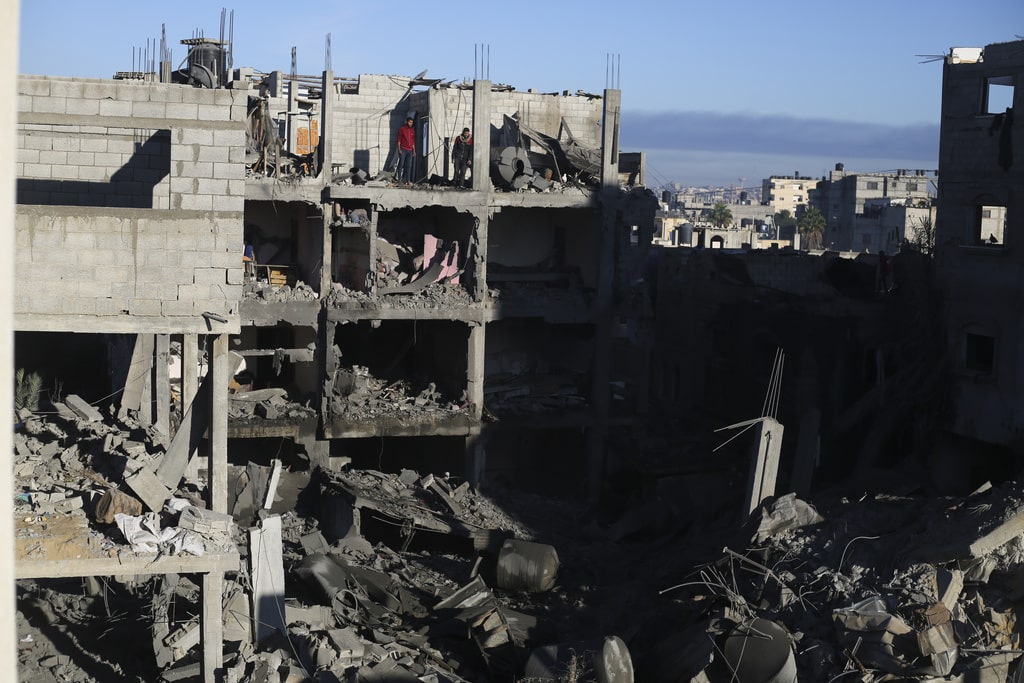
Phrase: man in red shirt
[{"left": 396, "top": 116, "right": 416, "bottom": 185}]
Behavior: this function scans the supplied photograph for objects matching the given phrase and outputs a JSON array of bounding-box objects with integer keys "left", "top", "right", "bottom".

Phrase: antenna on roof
[{"left": 915, "top": 53, "right": 946, "bottom": 64}]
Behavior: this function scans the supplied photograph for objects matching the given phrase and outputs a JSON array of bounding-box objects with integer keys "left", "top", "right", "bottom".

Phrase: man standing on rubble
[
  {"left": 396, "top": 116, "right": 416, "bottom": 185},
  {"left": 451, "top": 127, "right": 472, "bottom": 188}
]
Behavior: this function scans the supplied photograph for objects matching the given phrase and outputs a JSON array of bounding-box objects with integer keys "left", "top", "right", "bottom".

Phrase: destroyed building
[
  {"left": 933, "top": 39, "right": 1024, "bottom": 473},
  {"left": 11, "top": 25, "right": 658, "bottom": 682}
]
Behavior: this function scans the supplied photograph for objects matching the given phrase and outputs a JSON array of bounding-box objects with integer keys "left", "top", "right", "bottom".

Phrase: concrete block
[
  {"left": 76, "top": 166, "right": 108, "bottom": 181},
  {"left": 170, "top": 176, "right": 197, "bottom": 194},
  {"left": 212, "top": 195, "right": 243, "bottom": 213},
  {"left": 80, "top": 138, "right": 108, "bottom": 153},
  {"left": 176, "top": 160, "right": 214, "bottom": 177},
  {"left": 92, "top": 151, "right": 122, "bottom": 167},
  {"left": 38, "top": 150, "right": 67, "bottom": 165},
  {"left": 66, "top": 151, "right": 95, "bottom": 166},
  {"left": 124, "top": 467, "right": 172, "bottom": 512},
  {"left": 212, "top": 162, "right": 243, "bottom": 180},
  {"left": 161, "top": 299, "right": 196, "bottom": 316},
  {"left": 115, "top": 82, "right": 152, "bottom": 101},
  {"left": 23, "top": 134, "right": 53, "bottom": 151},
  {"left": 65, "top": 98, "right": 100, "bottom": 116},
  {"left": 198, "top": 146, "right": 229, "bottom": 163},
  {"left": 197, "top": 178, "right": 228, "bottom": 195},
  {"left": 193, "top": 268, "right": 227, "bottom": 285},
  {"left": 65, "top": 394, "right": 104, "bottom": 422},
  {"left": 50, "top": 165, "right": 80, "bottom": 180},
  {"left": 78, "top": 83, "right": 118, "bottom": 100},
  {"left": 197, "top": 104, "right": 231, "bottom": 121},
  {"left": 132, "top": 101, "right": 167, "bottom": 119},
  {"left": 128, "top": 298, "right": 163, "bottom": 316},
  {"left": 179, "top": 193, "right": 213, "bottom": 211},
  {"left": 18, "top": 79, "right": 50, "bottom": 97},
  {"left": 165, "top": 102, "right": 199, "bottom": 120},
  {"left": 32, "top": 96, "right": 67, "bottom": 114},
  {"left": 17, "top": 148, "right": 40, "bottom": 164},
  {"left": 98, "top": 99, "right": 133, "bottom": 117},
  {"left": 148, "top": 86, "right": 184, "bottom": 103},
  {"left": 212, "top": 128, "right": 244, "bottom": 147},
  {"left": 176, "top": 128, "right": 214, "bottom": 146}
]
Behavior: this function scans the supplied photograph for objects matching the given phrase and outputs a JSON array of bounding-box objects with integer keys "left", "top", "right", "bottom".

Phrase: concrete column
[
  {"left": 0, "top": 2, "right": 18, "bottom": 674},
  {"left": 155, "top": 334, "right": 170, "bottom": 440},
  {"left": 319, "top": 70, "right": 333, "bottom": 182},
  {"left": 585, "top": 92, "right": 622, "bottom": 503},
  {"left": 472, "top": 208, "right": 488, "bottom": 302},
  {"left": 466, "top": 322, "right": 485, "bottom": 420},
  {"left": 467, "top": 434, "right": 486, "bottom": 490},
  {"left": 209, "top": 333, "right": 229, "bottom": 514},
  {"left": 200, "top": 570, "right": 224, "bottom": 682},
  {"left": 471, "top": 80, "right": 491, "bottom": 193},
  {"left": 601, "top": 89, "right": 620, "bottom": 188},
  {"left": 744, "top": 417, "right": 785, "bottom": 517},
  {"left": 182, "top": 333, "right": 200, "bottom": 481},
  {"left": 366, "top": 207, "right": 380, "bottom": 295}
]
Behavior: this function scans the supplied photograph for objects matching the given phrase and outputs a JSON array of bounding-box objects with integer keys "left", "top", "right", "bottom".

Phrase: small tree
[
  {"left": 798, "top": 206, "right": 826, "bottom": 250},
  {"left": 909, "top": 215, "right": 935, "bottom": 255},
  {"left": 708, "top": 202, "right": 732, "bottom": 229}
]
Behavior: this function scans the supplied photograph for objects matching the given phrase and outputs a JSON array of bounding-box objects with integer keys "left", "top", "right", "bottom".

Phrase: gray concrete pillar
[
  {"left": 209, "top": 333, "right": 229, "bottom": 514},
  {"left": 744, "top": 417, "right": 785, "bottom": 517},
  {"left": 466, "top": 322, "right": 485, "bottom": 419},
  {"left": 319, "top": 70, "right": 333, "bottom": 181},
  {"left": 182, "top": 333, "right": 200, "bottom": 481},
  {"left": 472, "top": 80, "right": 490, "bottom": 193},
  {"left": 155, "top": 334, "right": 170, "bottom": 440},
  {"left": 601, "top": 89, "right": 621, "bottom": 188}
]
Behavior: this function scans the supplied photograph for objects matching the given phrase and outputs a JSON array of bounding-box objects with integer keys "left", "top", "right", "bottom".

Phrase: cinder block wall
[{"left": 15, "top": 76, "right": 247, "bottom": 333}]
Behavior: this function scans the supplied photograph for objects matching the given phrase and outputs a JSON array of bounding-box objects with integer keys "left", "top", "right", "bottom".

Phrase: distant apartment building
[
  {"left": 810, "top": 163, "right": 934, "bottom": 252},
  {"left": 761, "top": 174, "right": 818, "bottom": 217}
]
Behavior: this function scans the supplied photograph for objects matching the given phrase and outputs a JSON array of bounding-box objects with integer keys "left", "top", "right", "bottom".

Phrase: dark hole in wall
[
  {"left": 483, "top": 428, "right": 586, "bottom": 499},
  {"left": 334, "top": 320, "right": 468, "bottom": 401},
  {"left": 331, "top": 436, "right": 467, "bottom": 479},
  {"left": 15, "top": 331, "right": 114, "bottom": 409}
]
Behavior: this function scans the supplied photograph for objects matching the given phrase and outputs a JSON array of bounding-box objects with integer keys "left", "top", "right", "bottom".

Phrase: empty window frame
[
  {"left": 984, "top": 76, "right": 1015, "bottom": 115},
  {"left": 975, "top": 203, "right": 1007, "bottom": 246},
  {"left": 964, "top": 331, "right": 995, "bottom": 374},
  {"left": 866, "top": 181, "right": 879, "bottom": 191}
]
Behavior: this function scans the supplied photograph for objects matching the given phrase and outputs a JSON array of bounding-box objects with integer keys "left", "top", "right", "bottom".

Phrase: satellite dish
[{"left": 413, "top": 69, "right": 428, "bottom": 80}]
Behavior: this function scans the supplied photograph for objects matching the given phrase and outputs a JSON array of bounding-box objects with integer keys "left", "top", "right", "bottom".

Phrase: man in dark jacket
[{"left": 451, "top": 127, "right": 472, "bottom": 188}]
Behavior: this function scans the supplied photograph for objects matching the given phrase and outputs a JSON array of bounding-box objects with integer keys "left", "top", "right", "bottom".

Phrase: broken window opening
[
  {"left": 984, "top": 76, "right": 1014, "bottom": 115},
  {"left": 973, "top": 201, "right": 1007, "bottom": 246},
  {"left": 244, "top": 201, "right": 322, "bottom": 298},
  {"left": 327, "top": 320, "right": 471, "bottom": 429},
  {"left": 370, "top": 207, "right": 474, "bottom": 300},
  {"left": 964, "top": 331, "right": 995, "bottom": 374}
]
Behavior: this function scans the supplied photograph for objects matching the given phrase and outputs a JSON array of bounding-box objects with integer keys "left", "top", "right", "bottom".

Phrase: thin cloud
[{"left": 621, "top": 111, "right": 939, "bottom": 161}]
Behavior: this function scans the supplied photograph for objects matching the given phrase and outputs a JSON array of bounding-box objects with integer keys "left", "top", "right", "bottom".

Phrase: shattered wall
[
  {"left": 15, "top": 76, "right": 247, "bottom": 333},
  {"left": 935, "top": 39, "right": 1024, "bottom": 448}
]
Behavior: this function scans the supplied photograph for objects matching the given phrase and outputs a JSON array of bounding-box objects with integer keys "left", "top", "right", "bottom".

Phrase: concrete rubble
[
  {"left": 328, "top": 365, "right": 470, "bottom": 423},
  {"left": 19, "top": 392, "right": 1024, "bottom": 682}
]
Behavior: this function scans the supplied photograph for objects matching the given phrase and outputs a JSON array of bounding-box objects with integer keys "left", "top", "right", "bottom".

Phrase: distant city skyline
[{"left": 18, "top": 0, "right": 1023, "bottom": 187}]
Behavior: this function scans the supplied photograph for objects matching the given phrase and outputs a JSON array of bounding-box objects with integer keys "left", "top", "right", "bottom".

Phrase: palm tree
[
  {"left": 708, "top": 202, "right": 732, "bottom": 229},
  {"left": 797, "top": 206, "right": 825, "bottom": 249}
]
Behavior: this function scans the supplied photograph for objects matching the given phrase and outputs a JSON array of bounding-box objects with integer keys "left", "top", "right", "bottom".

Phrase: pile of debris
[
  {"left": 484, "top": 373, "right": 587, "bottom": 418},
  {"left": 326, "top": 283, "right": 474, "bottom": 311},
  {"left": 243, "top": 280, "right": 319, "bottom": 303},
  {"left": 328, "top": 365, "right": 469, "bottom": 423},
  {"left": 229, "top": 387, "right": 317, "bottom": 423},
  {"left": 655, "top": 488, "right": 1024, "bottom": 681}
]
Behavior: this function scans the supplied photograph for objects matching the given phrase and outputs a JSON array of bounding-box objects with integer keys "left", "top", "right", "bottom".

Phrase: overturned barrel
[
  {"left": 721, "top": 618, "right": 797, "bottom": 683},
  {"left": 523, "top": 635, "right": 634, "bottom": 683},
  {"left": 496, "top": 539, "right": 559, "bottom": 593}
]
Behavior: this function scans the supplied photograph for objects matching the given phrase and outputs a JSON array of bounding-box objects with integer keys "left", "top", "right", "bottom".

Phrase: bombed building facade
[
  {"left": 14, "top": 25, "right": 1024, "bottom": 683},
  {"left": 11, "top": 30, "right": 660, "bottom": 683}
]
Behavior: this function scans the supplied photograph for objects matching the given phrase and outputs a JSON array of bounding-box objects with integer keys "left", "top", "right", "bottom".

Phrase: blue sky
[{"left": 19, "top": 0, "right": 1024, "bottom": 187}]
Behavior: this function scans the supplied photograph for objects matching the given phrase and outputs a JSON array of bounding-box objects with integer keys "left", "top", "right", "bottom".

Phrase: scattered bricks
[
  {"left": 39, "top": 655, "right": 60, "bottom": 669},
  {"left": 65, "top": 394, "right": 104, "bottom": 422}
]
